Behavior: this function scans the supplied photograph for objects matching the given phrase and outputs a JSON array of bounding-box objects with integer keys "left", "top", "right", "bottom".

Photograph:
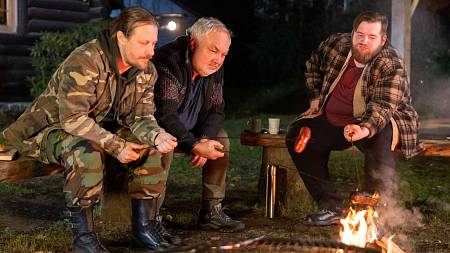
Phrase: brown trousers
[{"left": 160, "top": 129, "right": 229, "bottom": 210}]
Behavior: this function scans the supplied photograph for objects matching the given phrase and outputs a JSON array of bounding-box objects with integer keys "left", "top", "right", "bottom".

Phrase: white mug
[{"left": 268, "top": 118, "right": 280, "bottom": 134}]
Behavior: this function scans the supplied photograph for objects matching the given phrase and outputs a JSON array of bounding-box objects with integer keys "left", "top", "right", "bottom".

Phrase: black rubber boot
[
  {"left": 131, "top": 198, "right": 171, "bottom": 250},
  {"left": 67, "top": 205, "right": 108, "bottom": 253}
]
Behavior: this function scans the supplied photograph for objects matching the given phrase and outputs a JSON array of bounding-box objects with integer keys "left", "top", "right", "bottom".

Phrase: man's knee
[
  {"left": 130, "top": 150, "right": 168, "bottom": 186},
  {"left": 216, "top": 129, "right": 230, "bottom": 151},
  {"left": 67, "top": 140, "right": 104, "bottom": 170},
  {"left": 63, "top": 139, "right": 105, "bottom": 203}
]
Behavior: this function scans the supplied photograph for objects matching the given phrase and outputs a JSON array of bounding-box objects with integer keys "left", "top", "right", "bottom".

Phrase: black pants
[{"left": 285, "top": 115, "right": 395, "bottom": 211}]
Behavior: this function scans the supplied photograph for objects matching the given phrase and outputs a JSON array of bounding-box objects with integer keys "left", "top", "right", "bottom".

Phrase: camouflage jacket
[
  {"left": 304, "top": 33, "right": 422, "bottom": 159},
  {"left": 1, "top": 38, "right": 164, "bottom": 164}
]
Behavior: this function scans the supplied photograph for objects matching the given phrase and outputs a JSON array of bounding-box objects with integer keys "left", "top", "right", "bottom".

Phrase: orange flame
[{"left": 339, "top": 206, "right": 379, "bottom": 248}]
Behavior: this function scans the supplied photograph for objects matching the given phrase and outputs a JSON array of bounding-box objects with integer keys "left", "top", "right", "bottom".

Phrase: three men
[
  {"left": 286, "top": 11, "right": 422, "bottom": 226},
  {"left": 152, "top": 17, "right": 245, "bottom": 232},
  {"left": 2, "top": 8, "right": 178, "bottom": 252}
]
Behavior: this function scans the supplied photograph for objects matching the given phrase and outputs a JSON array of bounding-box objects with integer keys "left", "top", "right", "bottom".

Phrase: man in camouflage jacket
[
  {"left": 1, "top": 8, "right": 178, "bottom": 252},
  {"left": 285, "top": 11, "right": 422, "bottom": 226}
]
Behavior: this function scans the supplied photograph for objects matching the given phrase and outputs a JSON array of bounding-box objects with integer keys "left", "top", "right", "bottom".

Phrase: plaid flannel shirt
[{"left": 304, "top": 33, "right": 422, "bottom": 159}]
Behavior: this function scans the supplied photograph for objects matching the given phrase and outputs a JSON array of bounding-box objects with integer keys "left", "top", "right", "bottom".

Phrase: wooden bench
[
  {"left": 240, "top": 119, "right": 450, "bottom": 217},
  {"left": 0, "top": 155, "right": 63, "bottom": 182},
  {"left": 0, "top": 150, "right": 191, "bottom": 183}
]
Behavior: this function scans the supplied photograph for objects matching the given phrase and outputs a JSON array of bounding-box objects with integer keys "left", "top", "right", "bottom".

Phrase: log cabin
[{"left": 0, "top": 0, "right": 109, "bottom": 102}]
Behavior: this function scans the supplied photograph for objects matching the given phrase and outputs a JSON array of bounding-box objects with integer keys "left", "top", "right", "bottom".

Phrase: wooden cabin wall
[{"left": 0, "top": 0, "right": 106, "bottom": 102}]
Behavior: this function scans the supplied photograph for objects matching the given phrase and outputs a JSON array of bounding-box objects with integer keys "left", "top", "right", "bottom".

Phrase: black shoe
[
  {"left": 198, "top": 203, "right": 245, "bottom": 232},
  {"left": 131, "top": 199, "right": 171, "bottom": 251},
  {"left": 302, "top": 209, "right": 341, "bottom": 226},
  {"left": 67, "top": 205, "right": 108, "bottom": 253},
  {"left": 73, "top": 232, "right": 108, "bottom": 253},
  {"left": 155, "top": 215, "right": 182, "bottom": 246}
]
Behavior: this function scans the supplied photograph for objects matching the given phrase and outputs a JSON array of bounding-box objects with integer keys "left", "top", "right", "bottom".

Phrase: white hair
[{"left": 186, "top": 17, "right": 232, "bottom": 42}]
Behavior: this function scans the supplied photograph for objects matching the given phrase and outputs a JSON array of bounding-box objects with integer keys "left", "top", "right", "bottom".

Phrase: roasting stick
[{"left": 349, "top": 133, "right": 362, "bottom": 191}]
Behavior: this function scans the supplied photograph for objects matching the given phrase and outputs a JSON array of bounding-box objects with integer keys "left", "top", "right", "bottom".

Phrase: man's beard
[{"left": 351, "top": 43, "right": 383, "bottom": 64}]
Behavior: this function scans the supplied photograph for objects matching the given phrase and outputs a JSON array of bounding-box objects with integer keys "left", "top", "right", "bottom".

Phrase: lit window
[{"left": 0, "top": 0, "right": 17, "bottom": 33}]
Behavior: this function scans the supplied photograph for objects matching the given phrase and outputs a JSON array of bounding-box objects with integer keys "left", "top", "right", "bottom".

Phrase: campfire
[{"left": 337, "top": 191, "right": 406, "bottom": 253}]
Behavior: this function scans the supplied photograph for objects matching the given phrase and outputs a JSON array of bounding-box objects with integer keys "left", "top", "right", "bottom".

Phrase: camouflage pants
[
  {"left": 45, "top": 128, "right": 168, "bottom": 207},
  {"left": 161, "top": 129, "right": 229, "bottom": 210}
]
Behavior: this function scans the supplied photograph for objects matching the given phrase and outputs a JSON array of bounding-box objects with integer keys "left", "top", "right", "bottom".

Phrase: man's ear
[
  {"left": 381, "top": 34, "right": 387, "bottom": 46},
  {"left": 189, "top": 37, "right": 196, "bottom": 50},
  {"left": 116, "top": 31, "right": 127, "bottom": 45}
]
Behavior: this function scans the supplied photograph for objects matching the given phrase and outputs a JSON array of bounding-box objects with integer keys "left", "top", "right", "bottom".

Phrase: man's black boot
[
  {"left": 131, "top": 198, "right": 171, "bottom": 250},
  {"left": 155, "top": 215, "right": 182, "bottom": 246},
  {"left": 67, "top": 205, "right": 108, "bottom": 253},
  {"left": 198, "top": 203, "right": 245, "bottom": 232}
]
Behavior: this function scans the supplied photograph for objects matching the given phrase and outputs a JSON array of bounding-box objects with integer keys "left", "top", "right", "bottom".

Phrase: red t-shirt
[{"left": 325, "top": 59, "right": 364, "bottom": 126}]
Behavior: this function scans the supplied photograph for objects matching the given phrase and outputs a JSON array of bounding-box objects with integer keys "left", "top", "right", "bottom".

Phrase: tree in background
[{"left": 250, "top": 0, "right": 388, "bottom": 85}]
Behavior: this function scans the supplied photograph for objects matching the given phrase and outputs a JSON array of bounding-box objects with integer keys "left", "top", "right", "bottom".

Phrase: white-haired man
[{"left": 153, "top": 17, "right": 245, "bottom": 232}]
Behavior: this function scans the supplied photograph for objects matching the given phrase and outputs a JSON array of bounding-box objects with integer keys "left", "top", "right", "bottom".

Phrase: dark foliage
[{"left": 27, "top": 21, "right": 104, "bottom": 97}]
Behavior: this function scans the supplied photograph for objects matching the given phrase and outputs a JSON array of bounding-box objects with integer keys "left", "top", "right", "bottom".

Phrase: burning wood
[
  {"left": 339, "top": 205, "right": 379, "bottom": 248},
  {"left": 338, "top": 191, "right": 408, "bottom": 253}
]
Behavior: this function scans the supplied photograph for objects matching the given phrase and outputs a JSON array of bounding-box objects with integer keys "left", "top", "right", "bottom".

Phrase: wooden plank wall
[{"left": 0, "top": 0, "right": 106, "bottom": 102}]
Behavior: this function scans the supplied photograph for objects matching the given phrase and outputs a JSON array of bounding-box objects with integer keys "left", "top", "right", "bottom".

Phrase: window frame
[{"left": 0, "top": 0, "right": 17, "bottom": 34}]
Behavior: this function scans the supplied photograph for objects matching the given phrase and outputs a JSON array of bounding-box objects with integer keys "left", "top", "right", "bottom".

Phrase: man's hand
[
  {"left": 189, "top": 154, "right": 208, "bottom": 168},
  {"left": 191, "top": 139, "right": 224, "bottom": 160},
  {"left": 343, "top": 124, "right": 370, "bottom": 142},
  {"left": 154, "top": 132, "right": 177, "bottom": 154},
  {"left": 117, "top": 142, "right": 149, "bottom": 164},
  {"left": 189, "top": 138, "right": 208, "bottom": 168},
  {"left": 303, "top": 99, "right": 320, "bottom": 116}
]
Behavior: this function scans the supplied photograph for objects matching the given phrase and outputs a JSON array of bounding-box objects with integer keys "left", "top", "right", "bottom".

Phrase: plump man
[{"left": 286, "top": 11, "right": 422, "bottom": 226}]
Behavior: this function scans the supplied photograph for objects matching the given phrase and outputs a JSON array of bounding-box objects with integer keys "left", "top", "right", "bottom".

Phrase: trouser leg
[
  {"left": 105, "top": 127, "right": 168, "bottom": 203},
  {"left": 157, "top": 151, "right": 173, "bottom": 209},
  {"left": 201, "top": 128, "right": 229, "bottom": 209},
  {"left": 47, "top": 130, "right": 105, "bottom": 207},
  {"left": 286, "top": 116, "right": 350, "bottom": 210},
  {"left": 356, "top": 122, "right": 396, "bottom": 195},
  {"left": 46, "top": 130, "right": 108, "bottom": 252},
  {"left": 127, "top": 149, "right": 168, "bottom": 201},
  {"left": 110, "top": 128, "right": 173, "bottom": 249}
]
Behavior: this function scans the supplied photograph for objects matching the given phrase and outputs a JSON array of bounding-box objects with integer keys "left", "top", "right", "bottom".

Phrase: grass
[
  {"left": 0, "top": 222, "right": 71, "bottom": 253},
  {"left": 0, "top": 115, "right": 449, "bottom": 252},
  {"left": 0, "top": 183, "right": 36, "bottom": 197}
]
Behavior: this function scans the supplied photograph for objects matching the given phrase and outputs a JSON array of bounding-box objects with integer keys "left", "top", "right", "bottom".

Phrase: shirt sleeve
[
  {"left": 129, "top": 65, "right": 166, "bottom": 146},
  {"left": 359, "top": 57, "right": 409, "bottom": 138}
]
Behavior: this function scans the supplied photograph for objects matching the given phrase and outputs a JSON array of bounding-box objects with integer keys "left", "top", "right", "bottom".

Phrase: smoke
[{"left": 368, "top": 165, "right": 423, "bottom": 251}]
